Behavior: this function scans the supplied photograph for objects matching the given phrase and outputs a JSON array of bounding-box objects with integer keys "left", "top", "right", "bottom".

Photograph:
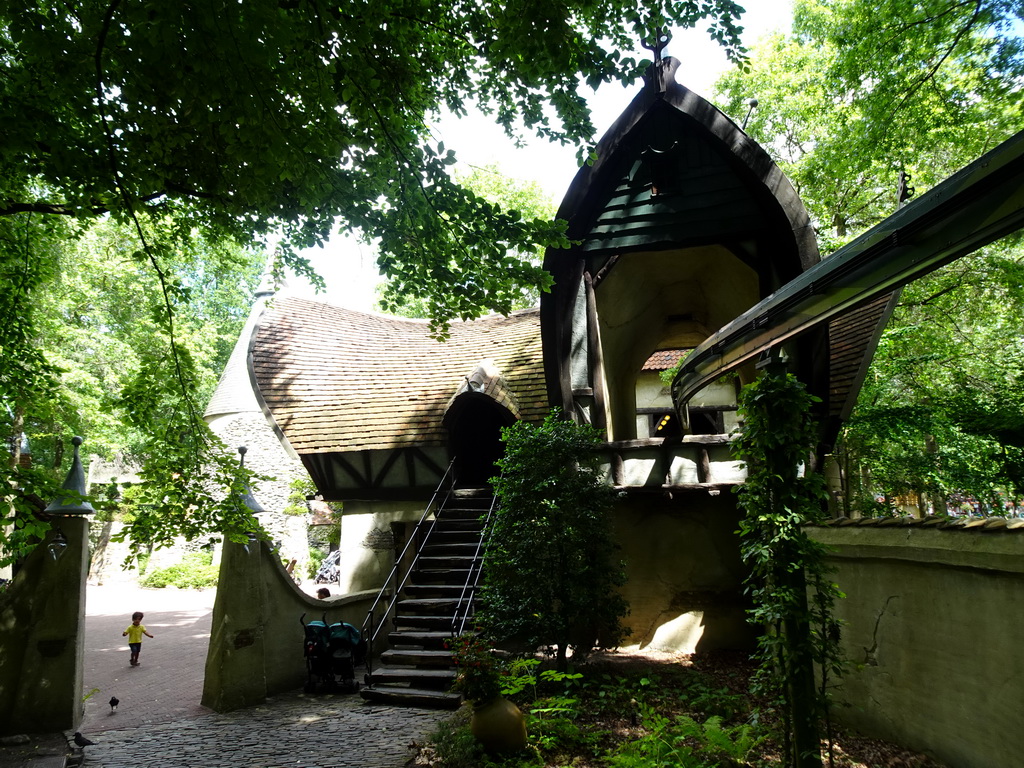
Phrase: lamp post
[
  {"left": 47, "top": 529, "right": 68, "bottom": 561},
  {"left": 236, "top": 446, "right": 266, "bottom": 553}
]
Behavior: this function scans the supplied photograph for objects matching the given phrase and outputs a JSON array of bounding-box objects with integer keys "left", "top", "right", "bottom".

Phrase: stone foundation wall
[
  {"left": 613, "top": 492, "right": 754, "bottom": 654},
  {"left": 807, "top": 522, "right": 1024, "bottom": 768},
  {"left": 201, "top": 538, "right": 379, "bottom": 712}
]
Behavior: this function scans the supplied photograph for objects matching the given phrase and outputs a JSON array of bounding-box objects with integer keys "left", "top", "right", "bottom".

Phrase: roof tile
[{"left": 250, "top": 299, "right": 548, "bottom": 455}]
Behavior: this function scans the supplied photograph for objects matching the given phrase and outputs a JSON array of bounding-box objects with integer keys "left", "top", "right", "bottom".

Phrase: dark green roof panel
[{"left": 580, "top": 111, "right": 764, "bottom": 255}]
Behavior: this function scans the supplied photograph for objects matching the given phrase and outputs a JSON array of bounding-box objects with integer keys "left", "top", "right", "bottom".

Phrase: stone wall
[
  {"left": 201, "top": 537, "right": 380, "bottom": 713},
  {"left": 89, "top": 520, "right": 138, "bottom": 585},
  {"left": 807, "top": 521, "right": 1024, "bottom": 768},
  {"left": 0, "top": 518, "right": 89, "bottom": 735},
  {"left": 613, "top": 492, "right": 754, "bottom": 654},
  {"left": 206, "top": 411, "right": 311, "bottom": 572}
]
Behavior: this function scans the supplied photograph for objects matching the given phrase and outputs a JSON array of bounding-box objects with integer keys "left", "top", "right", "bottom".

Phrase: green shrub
[
  {"left": 116, "top": 483, "right": 146, "bottom": 524},
  {"left": 283, "top": 476, "right": 315, "bottom": 516},
  {"left": 608, "top": 708, "right": 763, "bottom": 768},
  {"left": 307, "top": 547, "right": 326, "bottom": 579},
  {"left": 140, "top": 551, "right": 218, "bottom": 589},
  {"left": 481, "top": 411, "right": 629, "bottom": 669}
]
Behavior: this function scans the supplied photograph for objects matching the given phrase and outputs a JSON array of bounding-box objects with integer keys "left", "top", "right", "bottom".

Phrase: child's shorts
[{"left": 129, "top": 643, "right": 142, "bottom": 653}]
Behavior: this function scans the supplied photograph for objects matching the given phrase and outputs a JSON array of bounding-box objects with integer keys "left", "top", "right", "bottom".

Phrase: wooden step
[
  {"left": 419, "top": 542, "right": 482, "bottom": 557},
  {"left": 393, "top": 614, "right": 458, "bottom": 630},
  {"left": 396, "top": 597, "right": 466, "bottom": 614},
  {"left": 429, "top": 527, "right": 484, "bottom": 538},
  {"left": 403, "top": 589, "right": 475, "bottom": 602},
  {"left": 430, "top": 518, "right": 485, "bottom": 531},
  {"left": 411, "top": 568, "right": 474, "bottom": 585},
  {"left": 436, "top": 508, "right": 489, "bottom": 521},
  {"left": 368, "top": 665, "right": 456, "bottom": 687},
  {"left": 416, "top": 555, "right": 477, "bottom": 570}
]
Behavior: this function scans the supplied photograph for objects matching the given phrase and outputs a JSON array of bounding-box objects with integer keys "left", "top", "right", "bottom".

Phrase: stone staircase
[{"left": 360, "top": 489, "right": 492, "bottom": 708}]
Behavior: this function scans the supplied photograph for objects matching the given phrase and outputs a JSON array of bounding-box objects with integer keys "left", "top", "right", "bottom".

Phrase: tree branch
[
  {"left": 0, "top": 191, "right": 168, "bottom": 218},
  {"left": 93, "top": 0, "right": 206, "bottom": 461},
  {"left": 886, "top": 0, "right": 984, "bottom": 119}
]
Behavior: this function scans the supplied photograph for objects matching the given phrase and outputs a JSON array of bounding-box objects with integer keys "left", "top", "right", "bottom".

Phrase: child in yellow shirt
[{"left": 122, "top": 611, "right": 154, "bottom": 667}]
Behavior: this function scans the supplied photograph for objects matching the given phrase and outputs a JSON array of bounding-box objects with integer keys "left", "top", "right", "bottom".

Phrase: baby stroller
[
  {"left": 314, "top": 550, "right": 341, "bottom": 584},
  {"left": 300, "top": 613, "right": 366, "bottom": 694}
]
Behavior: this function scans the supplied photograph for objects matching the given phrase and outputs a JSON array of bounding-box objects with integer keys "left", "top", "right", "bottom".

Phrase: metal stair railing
[
  {"left": 361, "top": 459, "right": 457, "bottom": 683},
  {"left": 451, "top": 493, "right": 498, "bottom": 638}
]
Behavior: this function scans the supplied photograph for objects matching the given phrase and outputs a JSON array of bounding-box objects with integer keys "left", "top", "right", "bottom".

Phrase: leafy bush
[
  {"left": 139, "top": 551, "right": 218, "bottom": 589},
  {"left": 307, "top": 547, "right": 326, "bottom": 579},
  {"left": 283, "top": 476, "right": 315, "bottom": 516},
  {"left": 115, "top": 483, "right": 146, "bottom": 524},
  {"left": 423, "top": 658, "right": 771, "bottom": 768},
  {"left": 609, "top": 709, "right": 763, "bottom": 768},
  {"left": 448, "top": 634, "right": 503, "bottom": 704},
  {"left": 481, "top": 411, "right": 629, "bottom": 668}
]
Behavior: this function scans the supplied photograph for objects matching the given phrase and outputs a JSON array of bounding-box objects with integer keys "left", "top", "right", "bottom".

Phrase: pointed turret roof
[{"left": 205, "top": 259, "right": 279, "bottom": 420}]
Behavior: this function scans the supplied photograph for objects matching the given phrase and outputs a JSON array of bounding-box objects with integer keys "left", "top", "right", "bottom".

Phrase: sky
[{"left": 286, "top": 1, "right": 795, "bottom": 311}]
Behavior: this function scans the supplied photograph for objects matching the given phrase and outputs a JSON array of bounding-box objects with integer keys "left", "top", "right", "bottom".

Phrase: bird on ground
[
  {"left": 73, "top": 732, "right": 96, "bottom": 747},
  {"left": 109, "top": 695, "right": 119, "bottom": 713}
]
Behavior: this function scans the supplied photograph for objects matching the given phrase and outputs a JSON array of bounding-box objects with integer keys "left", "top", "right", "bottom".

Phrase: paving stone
[{"left": 69, "top": 584, "right": 450, "bottom": 768}]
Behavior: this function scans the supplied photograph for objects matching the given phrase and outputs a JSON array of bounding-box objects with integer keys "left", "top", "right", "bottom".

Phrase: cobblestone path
[
  {"left": 81, "top": 692, "right": 445, "bottom": 768},
  {"left": 74, "top": 584, "right": 447, "bottom": 768}
]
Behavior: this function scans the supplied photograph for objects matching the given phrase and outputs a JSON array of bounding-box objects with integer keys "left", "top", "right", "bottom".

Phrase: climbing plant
[{"left": 731, "top": 366, "right": 842, "bottom": 768}]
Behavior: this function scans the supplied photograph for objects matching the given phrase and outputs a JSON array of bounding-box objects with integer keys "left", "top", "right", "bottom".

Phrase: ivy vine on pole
[{"left": 731, "top": 361, "right": 844, "bottom": 768}]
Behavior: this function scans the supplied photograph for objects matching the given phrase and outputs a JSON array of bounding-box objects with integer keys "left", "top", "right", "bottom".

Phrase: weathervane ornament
[
  {"left": 642, "top": 27, "right": 671, "bottom": 64},
  {"left": 641, "top": 28, "right": 673, "bottom": 95}
]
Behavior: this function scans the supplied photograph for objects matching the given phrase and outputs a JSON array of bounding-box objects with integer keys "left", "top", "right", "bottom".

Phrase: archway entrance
[{"left": 444, "top": 394, "right": 516, "bottom": 487}]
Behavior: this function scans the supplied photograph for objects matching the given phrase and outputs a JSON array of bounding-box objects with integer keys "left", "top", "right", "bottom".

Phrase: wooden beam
[{"left": 672, "top": 130, "right": 1024, "bottom": 414}]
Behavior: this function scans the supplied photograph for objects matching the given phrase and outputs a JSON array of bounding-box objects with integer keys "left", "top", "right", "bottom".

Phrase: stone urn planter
[{"left": 470, "top": 696, "right": 528, "bottom": 754}]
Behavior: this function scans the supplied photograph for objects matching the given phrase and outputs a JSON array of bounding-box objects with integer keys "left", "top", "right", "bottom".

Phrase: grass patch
[{"left": 139, "top": 550, "right": 218, "bottom": 589}]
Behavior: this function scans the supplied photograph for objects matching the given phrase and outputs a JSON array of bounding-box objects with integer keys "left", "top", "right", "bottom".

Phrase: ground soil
[{"left": 571, "top": 648, "right": 950, "bottom": 768}]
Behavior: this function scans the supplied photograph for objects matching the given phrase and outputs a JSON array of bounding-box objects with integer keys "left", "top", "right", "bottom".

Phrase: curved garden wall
[{"left": 807, "top": 520, "right": 1024, "bottom": 768}]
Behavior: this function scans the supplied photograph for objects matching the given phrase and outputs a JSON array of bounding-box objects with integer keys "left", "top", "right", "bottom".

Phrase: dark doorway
[{"left": 446, "top": 395, "right": 516, "bottom": 487}]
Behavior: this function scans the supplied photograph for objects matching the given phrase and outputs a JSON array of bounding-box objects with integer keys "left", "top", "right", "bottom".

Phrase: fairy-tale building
[
  {"left": 245, "top": 54, "right": 885, "bottom": 655},
  {"left": 206, "top": 51, "right": 1024, "bottom": 760}
]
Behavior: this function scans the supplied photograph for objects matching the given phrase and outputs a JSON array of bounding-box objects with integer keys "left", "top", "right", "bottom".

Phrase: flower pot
[{"left": 470, "top": 695, "right": 528, "bottom": 754}]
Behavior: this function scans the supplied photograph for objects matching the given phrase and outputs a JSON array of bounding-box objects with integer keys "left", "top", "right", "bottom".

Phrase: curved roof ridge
[
  {"left": 551, "top": 55, "right": 818, "bottom": 271},
  {"left": 443, "top": 359, "right": 523, "bottom": 425}
]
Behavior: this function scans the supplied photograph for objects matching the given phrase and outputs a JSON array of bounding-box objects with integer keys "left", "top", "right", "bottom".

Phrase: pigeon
[
  {"left": 109, "top": 695, "right": 119, "bottom": 713},
  {"left": 73, "top": 732, "right": 96, "bottom": 747}
]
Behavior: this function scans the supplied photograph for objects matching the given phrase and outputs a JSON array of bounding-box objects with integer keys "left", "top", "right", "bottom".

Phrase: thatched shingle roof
[{"left": 249, "top": 298, "right": 548, "bottom": 455}]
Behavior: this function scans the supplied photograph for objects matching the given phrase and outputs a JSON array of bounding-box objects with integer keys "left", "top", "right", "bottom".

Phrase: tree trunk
[
  {"left": 8, "top": 406, "right": 24, "bottom": 470},
  {"left": 781, "top": 562, "right": 823, "bottom": 768},
  {"left": 555, "top": 642, "right": 567, "bottom": 671}
]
